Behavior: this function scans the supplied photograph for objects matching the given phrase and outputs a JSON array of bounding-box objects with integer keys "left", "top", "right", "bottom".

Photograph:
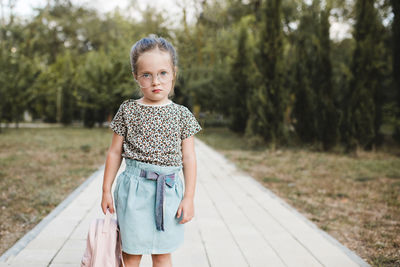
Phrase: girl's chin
[
  {"left": 146, "top": 91, "right": 169, "bottom": 97},
  {"left": 143, "top": 94, "right": 169, "bottom": 101}
]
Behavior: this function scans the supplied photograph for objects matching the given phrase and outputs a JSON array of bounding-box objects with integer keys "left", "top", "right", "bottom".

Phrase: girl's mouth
[{"left": 152, "top": 89, "right": 162, "bottom": 93}]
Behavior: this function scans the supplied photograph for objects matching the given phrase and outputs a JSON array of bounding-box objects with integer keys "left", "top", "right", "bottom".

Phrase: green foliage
[
  {"left": 75, "top": 47, "right": 132, "bottom": 127},
  {"left": 0, "top": 27, "right": 40, "bottom": 126},
  {"left": 318, "top": 7, "right": 340, "bottom": 150},
  {"left": 246, "top": 0, "right": 287, "bottom": 147},
  {"left": 229, "top": 22, "right": 251, "bottom": 133},
  {"left": 0, "top": 0, "right": 397, "bottom": 153},
  {"left": 292, "top": 2, "right": 320, "bottom": 143},
  {"left": 291, "top": 1, "right": 339, "bottom": 150},
  {"left": 343, "top": 0, "right": 387, "bottom": 151},
  {"left": 0, "top": 1, "right": 144, "bottom": 127},
  {"left": 392, "top": 0, "right": 400, "bottom": 143}
]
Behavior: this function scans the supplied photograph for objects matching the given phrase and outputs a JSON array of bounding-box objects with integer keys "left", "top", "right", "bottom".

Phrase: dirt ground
[{"left": 0, "top": 127, "right": 111, "bottom": 256}]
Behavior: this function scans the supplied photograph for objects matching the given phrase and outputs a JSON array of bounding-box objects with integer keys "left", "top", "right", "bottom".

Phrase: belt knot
[{"left": 140, "top": 169, "right": 176, "bottom": 231}]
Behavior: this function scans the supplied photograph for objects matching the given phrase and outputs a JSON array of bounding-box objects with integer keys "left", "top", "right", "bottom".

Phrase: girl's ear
[
  {"left": 174, "top": 66, "right": 178, "bottom": 77},
  {"left": 132, "top": 72, "right": 137, "bottom": 80}
]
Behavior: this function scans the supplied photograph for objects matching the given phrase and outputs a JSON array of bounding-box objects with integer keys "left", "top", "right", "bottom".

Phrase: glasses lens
[
  {"left": 137, "top": 71, "right": 172, "bottom": 88},
  {"left": 138, "top": 75, "right": 151, "bottom": 88},
  {"left": 159, "top": 71, "right": 171, "bottom": 83}
]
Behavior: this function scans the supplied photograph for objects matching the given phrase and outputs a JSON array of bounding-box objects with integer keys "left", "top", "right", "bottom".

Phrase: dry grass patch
[
  {"left": 197, "top": 127, "right": 400, "bottom": 267},
  {"left": 0, "top": 127, "right": 112, "bottom": 255}
]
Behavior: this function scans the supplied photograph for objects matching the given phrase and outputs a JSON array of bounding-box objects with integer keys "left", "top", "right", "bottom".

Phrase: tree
[
  {"left": 291, "top": 2, "right": 320, "bottom": 144},
  {"left": 76, "top": 46, "right": 132, "bottom": 127},
  {"left": 0, "top": 23, "right": 40, "bottom": 127},
  {"left": 392, "top": 0, "right": 400, "bottom": 143},
  {"left": 343, "top": 0, "right": 386, "bottom": 151},
  {"left": 316, "top": 3, "right": 339, "bottom": 150},
  {"left": 290, "top": 1, "right": 339, "bottom": 150},
  {"left": 229, "top": 23, "right": 251, "bottom": 133},
  {"left": 246, "top": 0, "right": 286, "bottom": 147}
]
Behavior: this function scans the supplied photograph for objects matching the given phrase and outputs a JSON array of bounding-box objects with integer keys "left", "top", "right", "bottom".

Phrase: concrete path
[{"left": 0, "top": 138, "right": 370, "bottom": 267}]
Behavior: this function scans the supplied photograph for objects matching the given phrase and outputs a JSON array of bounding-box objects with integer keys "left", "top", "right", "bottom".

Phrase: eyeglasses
[{"left": 136, "top": 71, "right": 173, "bottom": 88}]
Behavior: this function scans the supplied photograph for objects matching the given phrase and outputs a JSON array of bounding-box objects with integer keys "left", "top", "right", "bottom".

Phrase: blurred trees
[
  {"left": 342, "top": 0, "right": 386, "bottom": 151},
  {"left": 246, "top": 0, "right": 285, "bottom": 147},
  {"left": 291, "top": 1, "right": 338, "bottom": 150},
  {"left": 392, "top": 0, "right": 400, "bottom": 142},
  {"left": 229, "top": 23, "right": 251, "bottom": 133},
  {"left": 0, "top": 0, "right": 398, "bottom": 152}
]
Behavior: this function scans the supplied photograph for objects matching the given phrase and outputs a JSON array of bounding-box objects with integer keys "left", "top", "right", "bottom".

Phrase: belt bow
[{"left": 140, "top": 169, "right": 176, "bottom": 231}]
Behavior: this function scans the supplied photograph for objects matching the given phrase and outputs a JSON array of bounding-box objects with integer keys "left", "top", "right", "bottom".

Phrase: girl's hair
[
  {"left": 130, "top": 34, "right": 178, "bottom": 97},
  {"left": 130, "top": 34, "right": 177, "bottom": 74}
]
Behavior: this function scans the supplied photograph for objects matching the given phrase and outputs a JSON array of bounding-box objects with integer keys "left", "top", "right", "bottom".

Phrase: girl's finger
[{"left": 176, "top": 206, "right": 182, "bottom": 218}]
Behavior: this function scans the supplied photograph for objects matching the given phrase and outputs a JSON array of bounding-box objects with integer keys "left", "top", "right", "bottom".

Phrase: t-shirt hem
[
  {"left": 122, "top": 157, "right": 183, "bottom": 168},
  {"left": 109, "top": 123, "right": 125, "bottom": 137},
  {"left": 181, "top": 126, "right": 202, "bottom": 140}
]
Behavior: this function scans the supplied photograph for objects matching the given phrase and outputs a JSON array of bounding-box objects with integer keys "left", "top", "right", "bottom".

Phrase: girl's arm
[
  {"left": 181, "top": 135, "right": 197, "bottom": 199},
  {"left": 101, "top": 132, "right": 124, "bottom": 214},
  {"left": 176, "top": 135, "right": 197, "bottom": 224}
]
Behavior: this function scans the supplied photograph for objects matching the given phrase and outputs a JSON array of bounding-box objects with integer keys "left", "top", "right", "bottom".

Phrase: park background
[{"left": 0, "top": 0, "right": 399, "bottom": 266}]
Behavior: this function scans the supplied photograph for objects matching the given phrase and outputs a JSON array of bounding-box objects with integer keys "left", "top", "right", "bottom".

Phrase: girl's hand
[
  {"left": 176, "top": 196, "right": 194, "bottom": 224},
  {"left": 101, "top": 191, "right": 115, "bottom": 214}
]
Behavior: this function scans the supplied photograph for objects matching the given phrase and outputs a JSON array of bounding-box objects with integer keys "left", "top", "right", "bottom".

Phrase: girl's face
[{"left": 134, "top": 48, "right": 176, "bottom": 105}]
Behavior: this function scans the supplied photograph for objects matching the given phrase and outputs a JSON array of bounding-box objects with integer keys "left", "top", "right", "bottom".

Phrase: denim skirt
[{"left": 113, "top": 158, "right": 185, "bottom": 255}]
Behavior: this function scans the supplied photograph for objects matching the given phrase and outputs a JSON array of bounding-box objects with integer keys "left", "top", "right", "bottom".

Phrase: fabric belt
[{"left": 139, "top": 169, "right": 176, "bottom": 231}]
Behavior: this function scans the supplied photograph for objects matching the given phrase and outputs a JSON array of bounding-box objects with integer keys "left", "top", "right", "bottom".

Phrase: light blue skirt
[{"left": 113, "top": 158, "right": 184, "bottom": 255}]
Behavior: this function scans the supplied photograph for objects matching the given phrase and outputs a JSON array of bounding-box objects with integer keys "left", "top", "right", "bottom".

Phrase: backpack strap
[
  {"left": 116, "top": 226, "right": 126, "bottom": 267},
  {"left": 103, "top": 208, "right": 112, "bottom": 233}
]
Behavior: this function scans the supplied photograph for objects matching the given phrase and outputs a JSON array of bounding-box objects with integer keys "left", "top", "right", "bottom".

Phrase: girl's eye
[
  {"left": 160, "top": 71, "right": 168, "bottom": 76},
  {"left": 142, "top": 73, "right": 151, "bottom": 79}
]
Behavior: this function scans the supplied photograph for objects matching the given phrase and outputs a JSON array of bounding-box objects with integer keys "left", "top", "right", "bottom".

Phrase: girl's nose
[{"left": 152, "top": 74, "right": 161, "bottom": 85}]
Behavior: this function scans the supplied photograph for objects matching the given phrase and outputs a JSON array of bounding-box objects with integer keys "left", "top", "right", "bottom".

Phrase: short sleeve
[
  {"left": 181, "top": 106, "right": 202, "bottom": 140},
  {"left": 109, "top": 101, "right": 127, "bottom": 137}
]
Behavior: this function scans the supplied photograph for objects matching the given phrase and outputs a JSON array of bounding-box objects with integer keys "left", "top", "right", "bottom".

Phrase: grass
[
  {"left": 196, "top": 127, "right": 400, "bottom": 267},
  {"left": 0, "top": 127, "right": 112, "bottom": 255}
]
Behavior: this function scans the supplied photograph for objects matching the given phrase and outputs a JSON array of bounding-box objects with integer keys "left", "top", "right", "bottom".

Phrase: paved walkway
[{"left": 0, "top": 138, "right": 370, "bottom": 267}]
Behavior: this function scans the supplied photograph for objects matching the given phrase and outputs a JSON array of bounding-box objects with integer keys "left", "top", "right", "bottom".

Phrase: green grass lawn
[
  {"left": 0, "top": 127, "right": 112, "bottom": 255},
  {"left": 196, "top": 127, "right": 400, "bottom": 267}
]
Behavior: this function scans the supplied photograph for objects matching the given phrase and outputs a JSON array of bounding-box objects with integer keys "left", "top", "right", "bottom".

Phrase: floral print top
[{"left": 109, "top": 99, "right": 202, "bottom": 167}]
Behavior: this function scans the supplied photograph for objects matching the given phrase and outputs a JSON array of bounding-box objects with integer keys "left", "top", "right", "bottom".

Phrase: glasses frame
[{"left": 136, "top": 70, "right": 174, "bottom": 89}]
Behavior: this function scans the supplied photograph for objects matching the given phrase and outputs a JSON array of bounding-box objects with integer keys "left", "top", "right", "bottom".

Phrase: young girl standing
[{"left": 101, "top": 34, "right": 202, "bottom": 267}]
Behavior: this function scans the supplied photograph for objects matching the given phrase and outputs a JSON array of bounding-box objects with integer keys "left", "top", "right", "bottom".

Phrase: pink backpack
[{"left": 81, "top": 209, "right": 125, "bottom": 267}]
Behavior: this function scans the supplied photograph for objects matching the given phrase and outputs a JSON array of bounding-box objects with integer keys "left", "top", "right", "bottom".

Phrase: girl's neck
[{"left": 135, "top": 98, "right": 172, "bottom": 106}]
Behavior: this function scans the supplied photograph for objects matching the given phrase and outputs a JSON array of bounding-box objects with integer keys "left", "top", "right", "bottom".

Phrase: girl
[{"left": 101, "top": 34, "right": 202, "bottom": 267}]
